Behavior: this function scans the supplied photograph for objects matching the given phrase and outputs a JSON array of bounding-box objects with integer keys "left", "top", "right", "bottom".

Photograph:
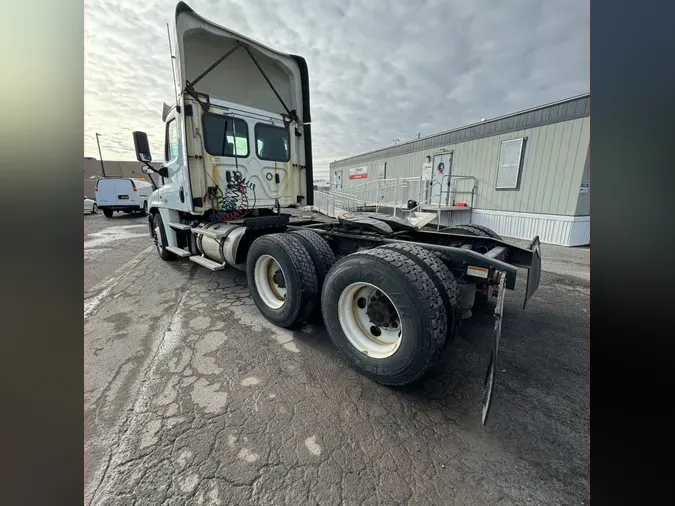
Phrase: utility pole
[{"left": 95, "top": 133, "right": 106, "bottom": 177}]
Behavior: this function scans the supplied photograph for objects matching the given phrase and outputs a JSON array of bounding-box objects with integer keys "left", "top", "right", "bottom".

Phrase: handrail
[{"left": 318, "top": 175, "right": 478, "bottom": 228}]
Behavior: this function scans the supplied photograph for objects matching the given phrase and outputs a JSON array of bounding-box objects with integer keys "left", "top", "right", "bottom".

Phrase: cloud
[{"left": 84, "top": 0, "right": 588, "bottom": 179}]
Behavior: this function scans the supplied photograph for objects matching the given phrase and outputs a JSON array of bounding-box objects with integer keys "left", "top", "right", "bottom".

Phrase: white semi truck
[{"left": 133, "top": 2, "right": 542, "bottom": 424}]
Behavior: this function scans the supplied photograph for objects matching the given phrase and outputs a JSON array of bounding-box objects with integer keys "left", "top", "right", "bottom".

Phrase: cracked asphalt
[{"left": 85, "top": 214, "right": 589, "bottom": 506}]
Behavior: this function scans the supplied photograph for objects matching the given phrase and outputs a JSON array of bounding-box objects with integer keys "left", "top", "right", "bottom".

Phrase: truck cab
[{"left": 137, "top": 1, "right": 313, "bottom": 222}]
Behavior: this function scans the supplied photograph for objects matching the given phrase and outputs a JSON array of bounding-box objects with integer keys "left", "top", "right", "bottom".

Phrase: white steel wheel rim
[
  {"left": 337, "top": 282, "right": 402, "bottom": 359},
  {"left": 254, "top": 255, "right": 287, "bottom": 309}
]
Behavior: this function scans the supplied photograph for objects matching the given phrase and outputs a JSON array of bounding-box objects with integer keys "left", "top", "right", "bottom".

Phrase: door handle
[{"left": 179, "top": 186, "right": 185, "bottom": 203}]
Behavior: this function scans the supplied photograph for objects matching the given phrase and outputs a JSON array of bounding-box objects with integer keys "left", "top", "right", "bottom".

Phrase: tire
[
  {"left": 451, "top": 224, "right": 505, "bottom": 261},
  {"left": 449, "top": 224, "right": 490, "bottom": 237},
  {"left": 378, "top": 243, "right": 462, "bottom": 344},
  {"left": 141, "top": 201, "right": 148, "bottom": 216},
  {"left": 152, "top": 213, "right": 176, "bottom": 261},
  {"left": 289, "top": 230, "right": 335, "bottom": 291},
  {"left": 246, "top": 233, "right": 319, "bottom": 328},
  {"left": 91, "top": 204, "right": 98, "bottom": 214},
  {"left": 103, "top": 209, "right": 113, "bottom": 218},
  {"left": 321, "top": 248, "right": 447, "bottom": 386},
  {"left": 462, "top": 224, "right": 502, "bottom": 240}
]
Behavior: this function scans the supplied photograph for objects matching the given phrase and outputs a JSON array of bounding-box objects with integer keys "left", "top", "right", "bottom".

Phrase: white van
[{"left": 95, "top": 177, "right": 153, "bottom": 218}]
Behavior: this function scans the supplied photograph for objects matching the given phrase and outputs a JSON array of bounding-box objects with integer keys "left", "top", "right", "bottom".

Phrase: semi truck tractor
[{"left": 133, "top": 2, "right": 542, "bottom": 424}]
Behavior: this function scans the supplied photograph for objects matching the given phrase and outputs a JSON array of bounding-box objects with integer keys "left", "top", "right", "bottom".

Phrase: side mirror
[
  {"left": 141, "top": 165, "right": 153, "bottom": 174},
  {"left": 133, "top": 131, "right": 152, "bottom": 162},
  {"left": 157, "top": 165, "right": 169, "bottom": 178}
]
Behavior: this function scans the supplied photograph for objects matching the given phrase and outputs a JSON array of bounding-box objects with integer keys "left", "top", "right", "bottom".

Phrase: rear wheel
[
  {"left": 378, "top": 243, "right": 462, "bottom": 345},
  {"left": 91, "top": 204, "right": 98, "bottom": 214},
  {"left": 103, "top": 209, "right": 113, "bottom": 218},
  {"left": 289, "top": 229, "right": 335, "bottom": 291},
  {"left": 321, "top": 248, "right": 447, "bottom": 386},
  {"left": 246, "top": 233, "right": 318, "bottom": 328},
  {"left": 461, "top": 224, "right": 502, "bottom": 240},
  {"left": 141, "top": 201, "right": 148, "bottom": 216},
  {"left": 152, "top": 213, "right": 176, "bottom": 261},
  {"left": 448, "top": 224, "right": 490, "bottom": 238}
]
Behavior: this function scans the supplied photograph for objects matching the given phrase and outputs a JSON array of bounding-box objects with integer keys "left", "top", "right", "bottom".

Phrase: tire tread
[
  {"left": 289, "top": 229, "right": 335, "bottom": 289},
  {"left": 378, "top": 243, "right": 462, "bottom": 343},
  {"left": 322, "top": 248, "right": 447, "bottom": 386},
  {"left": 249, "top": 233, "right": 318, "bottom": 325}
]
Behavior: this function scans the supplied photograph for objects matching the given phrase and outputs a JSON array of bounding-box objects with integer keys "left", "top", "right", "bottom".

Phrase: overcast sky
[{"left": 84, "top": 0, "right": 588, "bottom": 180}]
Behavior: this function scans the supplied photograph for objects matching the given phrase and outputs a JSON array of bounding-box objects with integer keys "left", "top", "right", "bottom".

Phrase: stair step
[
  {"left": 189, "top": 255, "right": 226, "bottom": 271},
  {"left": 169, "top": 223, "right": 193, "bottom": 231},
  {"left": 166, "top": 246, "right": 191, "bottom": 257}
]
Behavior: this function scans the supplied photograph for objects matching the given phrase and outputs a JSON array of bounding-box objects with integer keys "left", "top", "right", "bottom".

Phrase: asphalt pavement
[
  {"left": 85, "top": 215, "right": 589, "bottom": 506},
  {"left": 85, "top": 211, "right": 152, "bottom": 291}
]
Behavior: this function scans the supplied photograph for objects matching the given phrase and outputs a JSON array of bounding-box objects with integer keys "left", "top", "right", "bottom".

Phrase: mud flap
[
  {"left": 481, "top": 271, "right": 507, "bottom": 426},
  {"left": 523, "top": 236, "right": 542, "bottom": 309}
]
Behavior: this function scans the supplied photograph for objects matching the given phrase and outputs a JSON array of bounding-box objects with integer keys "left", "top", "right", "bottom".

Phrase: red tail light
[
  {"left": 95, "top": 180, "right": 99, "bottom": 191},
  {"left": 131, "top": 180, "right": 137, "bottom": 192}
]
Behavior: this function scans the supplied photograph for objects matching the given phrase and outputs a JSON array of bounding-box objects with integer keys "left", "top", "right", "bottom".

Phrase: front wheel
[
  {"left": 321, "top": 248, "right": 447, "bottom": 386},
  {"left": 152, "top": 213, "right": 176, "bottom": 261},
  {"left": 91, "top": 204, "right": 98, "bottom": 214}
]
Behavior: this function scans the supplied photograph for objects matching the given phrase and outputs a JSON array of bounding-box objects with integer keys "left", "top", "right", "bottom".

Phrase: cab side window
[{"left": 165, "top": 119, "right": 179, "bottom": 162}]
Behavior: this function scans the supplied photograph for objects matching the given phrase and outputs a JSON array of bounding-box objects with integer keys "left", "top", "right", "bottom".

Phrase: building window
[
  {"left": 496, "top": 138, "right": 526, "bottom": 190},
  {"left": 255, "top": 123, "right": 290, "bottom": 162},
  {"left": 165, "top": 119, "right": 179, "bottom": 162},
  {"left": 202, "top": 114, "right": 249, "bottom": 157}
]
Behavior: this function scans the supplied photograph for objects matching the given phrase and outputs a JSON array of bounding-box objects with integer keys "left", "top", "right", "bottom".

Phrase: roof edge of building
[{"left": 330, "top": 93, "right": 590, "bottom": 168}]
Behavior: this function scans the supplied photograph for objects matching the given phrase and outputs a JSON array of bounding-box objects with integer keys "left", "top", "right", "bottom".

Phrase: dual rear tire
[
  {"left": 246, "top": 231, "right": 463, "bottom": 386},
  {"left": 246, "top": 232, "right": 328, "bottom": 328}
]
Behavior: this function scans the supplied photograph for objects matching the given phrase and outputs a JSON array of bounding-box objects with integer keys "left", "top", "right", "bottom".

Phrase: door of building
[
  {"left": 333, "top": 170, "right": 343, "bottom": 190},
  {"left": 430, "top": 152, "right": 453, "bottom": 205}
]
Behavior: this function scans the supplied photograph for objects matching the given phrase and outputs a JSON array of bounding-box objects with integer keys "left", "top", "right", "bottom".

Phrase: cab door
[{"left": 160, "top": 109, "right": 192, "bottom": 211}]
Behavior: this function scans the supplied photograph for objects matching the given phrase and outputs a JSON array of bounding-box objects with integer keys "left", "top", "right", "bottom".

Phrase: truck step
[
  {"left": 169, "top": 223, "right": 193, "bottom": 231},
  {"left": 166, "top": 246, "right": 191, "bottom": 257},
  {"left": 189, "top": 255, "right": 227, "bottom": 271}
]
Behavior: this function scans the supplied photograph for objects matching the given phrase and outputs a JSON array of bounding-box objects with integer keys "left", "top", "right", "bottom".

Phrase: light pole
[{"left": 95, "top": 133, "right": 106, "bottom": 177}]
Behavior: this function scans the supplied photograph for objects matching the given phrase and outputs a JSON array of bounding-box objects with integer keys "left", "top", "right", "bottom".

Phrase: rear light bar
[{"left": 131, "top": 181, "right": 137, "bottom": 191}]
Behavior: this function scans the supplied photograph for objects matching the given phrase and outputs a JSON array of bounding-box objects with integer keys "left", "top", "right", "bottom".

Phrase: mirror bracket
[{"left": 141, "top": 161, "right": 168, "bottom": 178}]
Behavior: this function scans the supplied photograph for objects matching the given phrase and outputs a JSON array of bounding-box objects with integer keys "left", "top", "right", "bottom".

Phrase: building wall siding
[
  {"left": 330, "top": 94, "right": 590, "bottom": 218},
  {"left": 333, "top": 116, "right": 589, "bottom": 216},
  {"left": 472, "top": 210, "right": 590, "bottom": 246},
  {"left": 574, "top": 146, "right": 590, "bottom": 216}
]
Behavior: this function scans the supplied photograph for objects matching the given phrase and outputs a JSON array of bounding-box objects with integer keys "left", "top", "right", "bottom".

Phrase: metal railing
[
  {"left": 316, "top": 175, "right": 478, "bottom": 230},
  {"left": 333, "top": 176, "right": 476, "bottom": 209},
  {"left": 312, "top": 190, "right": 368, "bottom": 218}
]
